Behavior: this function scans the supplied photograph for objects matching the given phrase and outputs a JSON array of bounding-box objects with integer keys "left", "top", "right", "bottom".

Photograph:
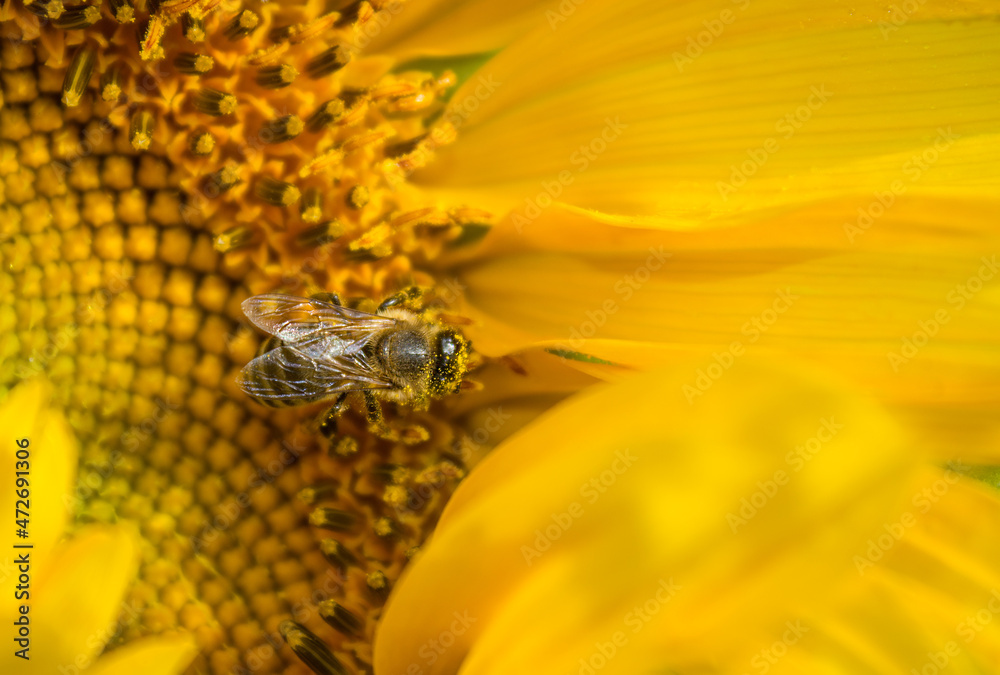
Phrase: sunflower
[
  {"left": 0, "top": 0, "right": 998, "bottom": 674},
  {"left": 0, "top": 379, "right": 198, "bottom": 675}
]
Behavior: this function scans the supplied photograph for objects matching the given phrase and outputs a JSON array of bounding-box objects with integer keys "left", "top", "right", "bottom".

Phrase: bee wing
[
  {"left": 242, "top": 294, "right": 397, "bottom": 353},
  {"left": 239, "top": 345, "right": 394, "bottom": 403}
]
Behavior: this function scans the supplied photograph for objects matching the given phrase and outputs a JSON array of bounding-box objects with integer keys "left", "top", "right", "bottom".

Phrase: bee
[{"left": 238, "top": 290, "right": 471, "bottom": 443}]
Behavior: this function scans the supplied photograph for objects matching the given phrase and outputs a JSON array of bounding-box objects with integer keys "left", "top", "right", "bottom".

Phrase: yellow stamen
[
  {"left": 129, "top": 109, "right": 155, "bottom": 151},
  {"left": 61, "top": 44, "right": 95, "bottom": 108},
  {"left": 99, "top": 65, "right": 123, "bottom": 102},
  {"left": 318, "top": 600, "right": 362, "bottom": 636},
  {"left": 306, "top": 98, "right": 347, "bottom": 132},
  {"left": 109, "top": 0, "right": 135, "bottom": 23},
  {"left": 319, "top": 539, "right": 358, "bottom": 571},
  {"left": 346, "top": 185, "right": 369, "bottom": 209},
  {"left": 306, "top": 45, "right": 351, "bottom": 78},
  {"left": 204, "top": 165, "right": 241, "bottom": 194},
  {"left": 181, "top": 13, "right": 205, "bottom": 42},
  {"left": 255, "top": 176, "right": 301, "bottom": 206},
  {"left": 279, "top": 620, "right": 347, "bottom": 675},
  {"left": 299, "top": 187, "right": 323, "bottom": 223},
  {"left": 173, "top": 52, "right": 214, "bottom": 75},
  {"left": 26, "top": 0, "right": 64, "bottom": 20},
  {"left": 52, "top": 4, "right": 100, "bottom": 29},
  {"left": 138, "top": 16, "right": 167, "bottom": 61},
  {"left": 213, "top": 224, "right": 255, "bottom": 253},
  {"left": 193, "top": 88, "right": 237, "bottom": 116},
  {"left": 255, "top": 63, "right": 298, "bottom": 89},
  {"left": 224, "top": 10, "right": 259, "bottom": 41},
  {"left": 188, "top": 131, "right": 215, "bottom": 155}
]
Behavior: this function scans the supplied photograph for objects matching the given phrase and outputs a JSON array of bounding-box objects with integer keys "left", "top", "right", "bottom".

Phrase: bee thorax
[{"left": 378, "top": 329, "right": 431, "bottom": 385}]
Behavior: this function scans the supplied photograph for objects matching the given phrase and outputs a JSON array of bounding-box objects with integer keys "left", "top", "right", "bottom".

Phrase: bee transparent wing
[
  {"left": 239, "top": 345, "right": 394, "bottom": 403},
  {"left": 242, "top": 294, "right": 397, "bottom": 354}
]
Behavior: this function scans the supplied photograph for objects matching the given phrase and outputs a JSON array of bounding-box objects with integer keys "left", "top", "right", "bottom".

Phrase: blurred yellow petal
[
  {"left": 376, "top": 361, "right": 926, "bottom": 674},
  {"left": 418, "top": 0, "right": 1000, "bottom": 226},
  {"left": 32, "top": 527, "right": 139, "bottom": 672},
  {"left": 87, "top": 635, "right": 199, "bottom": 675},
  {"left": 798, "top": 472, "right": 1000, "bottom": 673},
  {"left": 365, "top": 0, "right": 550, "bottom": 59},
  {"left": 0, "top": 379, "right": 75, "bottom": 568}
]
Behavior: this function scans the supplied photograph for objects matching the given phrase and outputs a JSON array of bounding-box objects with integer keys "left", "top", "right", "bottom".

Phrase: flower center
[{"left": 0, "top": 2, "right": 491, "bottom": 673}]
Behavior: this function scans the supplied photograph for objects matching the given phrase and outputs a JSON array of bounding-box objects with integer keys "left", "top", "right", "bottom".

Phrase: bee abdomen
[{"left": 243, "top": 338, "right": 326, "bottom": 407}]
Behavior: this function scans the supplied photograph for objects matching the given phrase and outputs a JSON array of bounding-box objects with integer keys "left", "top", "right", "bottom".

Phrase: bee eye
[
  {"left": 440, "top": 335, "right": 459, "bottom": 356},
  {"left": 430, "top": 330, "right": 469, "bottom": 397}
]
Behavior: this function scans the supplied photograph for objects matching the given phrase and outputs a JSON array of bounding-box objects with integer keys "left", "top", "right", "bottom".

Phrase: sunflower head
[{"left": 0, "top": 1, "right": 497, "bottom": 673}]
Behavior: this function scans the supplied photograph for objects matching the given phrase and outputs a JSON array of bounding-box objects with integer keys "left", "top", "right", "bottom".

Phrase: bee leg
[
  {"left": 310, "top": 292, "right": 342, "bottom": 307},
  {"left": 363, "top": 391, "right": 430, "bottom": 445},
  {"left": 320, "top": 393, "right": 360, "bottom": 458},
  {"left": 377, "top": 286, "right": 422, "bottom": 313},
  {"left": 318, "top": 392, "right": 348, "bottom": 439},
  {"left": 363, "top": 390, "right": 391, "bottom": 437}
]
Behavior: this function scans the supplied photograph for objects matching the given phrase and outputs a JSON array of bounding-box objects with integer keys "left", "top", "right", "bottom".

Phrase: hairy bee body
[{"left": 238, "top": 295, "right": 470, "bottom": 410}]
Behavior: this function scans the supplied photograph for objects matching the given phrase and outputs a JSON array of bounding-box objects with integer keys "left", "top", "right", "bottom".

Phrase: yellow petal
[
  {"left": 798, "top": 471, "right": 1000, "bottom": 673},
  {"left": 0, "top": 379, "right": 75, "bottom": 568},
  {"left": 87, "top": 635, "right": 199, "bottom": 675},
  {"left": 375, "top": 360, "right": 916, "bottom": 674},
  {"left": 418, "top": 0, "right": 1000, "bottom": 226},
  {"left": 453, "top": 199, "right": 1000, "bottom": 416},
  {"left": 364, "top": 0, "right": 550, "bottom": 60},
  {"left": 30, "top": 527, "right": 139, "bottom": 672}
]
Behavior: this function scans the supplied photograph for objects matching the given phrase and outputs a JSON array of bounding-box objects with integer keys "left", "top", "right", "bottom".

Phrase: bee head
[{"left": 429, "top": 328, "right": 471, "bottom": 397}]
